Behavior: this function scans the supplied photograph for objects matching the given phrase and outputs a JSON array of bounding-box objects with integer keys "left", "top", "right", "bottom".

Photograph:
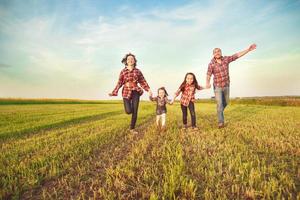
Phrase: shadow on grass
[{"left": 0, "top": 110, "right": 124, "bottom": 142}]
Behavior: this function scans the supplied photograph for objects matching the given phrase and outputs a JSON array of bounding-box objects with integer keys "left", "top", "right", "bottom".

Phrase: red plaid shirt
[
  {"left": 175, "top": 84, "right": 203, "bottom": 106},
  {"left": 111, "top": 67, "right": 150, "bottom": 99},
  {"left": 207, "top": 54, "right": 238, "bottom": 88}
]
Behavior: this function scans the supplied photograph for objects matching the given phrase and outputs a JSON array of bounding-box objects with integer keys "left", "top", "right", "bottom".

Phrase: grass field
[{"left": 0, "top": 99, "right": 299, "bottom": 199}]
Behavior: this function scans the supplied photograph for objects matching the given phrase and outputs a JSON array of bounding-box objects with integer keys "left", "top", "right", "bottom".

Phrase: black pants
[
  {"left": 123, "top": 90, "right": 140, "bottom": 129},
  {"left": 181, "top": 102, "right": 196, "bottom": 127}
]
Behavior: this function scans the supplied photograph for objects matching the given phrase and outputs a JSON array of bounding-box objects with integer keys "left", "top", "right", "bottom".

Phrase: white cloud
[{"left": 0, "top": 1, "right": 299, "bottom": 99}]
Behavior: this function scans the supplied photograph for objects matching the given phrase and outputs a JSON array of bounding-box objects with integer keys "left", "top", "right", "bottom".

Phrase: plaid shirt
[
  {"left": 111, "top": 67, "right": 150, "bottom": 99},
  {"left": 175, "top": 84, "right": 203, "bottom": 107},
  {"left": 207, "top": 54, "right": 238, "bottom": 88}
]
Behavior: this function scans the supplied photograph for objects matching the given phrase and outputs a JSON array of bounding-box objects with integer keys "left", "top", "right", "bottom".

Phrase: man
[{"left": 206, "top": 44, "right": 257, "bottom": 128}]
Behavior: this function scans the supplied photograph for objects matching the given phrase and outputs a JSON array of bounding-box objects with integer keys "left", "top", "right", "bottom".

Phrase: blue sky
[{"left": 0, "top": 0, "right": 299, "bottom": 99}]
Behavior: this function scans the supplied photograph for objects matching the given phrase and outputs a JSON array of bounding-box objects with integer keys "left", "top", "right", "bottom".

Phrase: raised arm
[
  {"left": 236, "top": 44, "right": 257, "bottom": 59},
  {"left": 225, "top": 43, "right": 257, "bottom": 64}
]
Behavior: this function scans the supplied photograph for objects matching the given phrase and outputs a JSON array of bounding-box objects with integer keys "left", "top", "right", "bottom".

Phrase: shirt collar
[
  {"left": 211, "top": 56, "right": 224, "bottom": 64},
  {"left": 185, "top": 83, "right": 194, "bottom": 88},
  {"left": 124, "top": 66, "right": 136, "bottom": 71}
]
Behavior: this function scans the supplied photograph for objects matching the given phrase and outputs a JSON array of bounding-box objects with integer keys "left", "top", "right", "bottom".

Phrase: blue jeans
[{"left": 214, "top": 86, "right": 229, "bottom": 123}]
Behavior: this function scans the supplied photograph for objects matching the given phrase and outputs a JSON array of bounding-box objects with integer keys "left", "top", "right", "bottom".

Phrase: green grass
[
  {"left": 197, "top": 96, "right": 300, "bottom": 107},
  {"left": 0, "top": 104, "right": 124, "bottom": 141},
  {"left": 0, "top": 100, "right": 299, "bottom": 199},
  {"left": 0, "top": 98, "right": 123, "bottom": 105}
]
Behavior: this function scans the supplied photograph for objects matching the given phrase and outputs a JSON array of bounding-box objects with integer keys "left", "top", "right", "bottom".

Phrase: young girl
[
  {"left": 109, "top": 53, "right": 152, "bottom": 134},
  {"left": 173, "top": 72, "right": 205, "bottom": 131},
  {"left": 149, "top": 87, "right": 173, "bottom": 131}
]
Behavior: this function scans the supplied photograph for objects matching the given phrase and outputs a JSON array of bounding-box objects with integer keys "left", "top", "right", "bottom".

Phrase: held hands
[
  {"left": 173, "top": 93, "right": 178, "bottom": 99},
  {"left": 205, "top": 83, "right": 211, "bottom": 89},
  {"left": 170, "top": 97, "right": 175, "bottom": 105},
  {"left": 172, "top": 95, "right": 177, "bottom": 104},
  {"left": 148, "top": 89, "right": 153, "bottom": 97}
]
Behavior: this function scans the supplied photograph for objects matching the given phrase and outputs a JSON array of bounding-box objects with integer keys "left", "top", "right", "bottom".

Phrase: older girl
[{"left": 173, "top": 72, "right": 206, "bottom": 131}]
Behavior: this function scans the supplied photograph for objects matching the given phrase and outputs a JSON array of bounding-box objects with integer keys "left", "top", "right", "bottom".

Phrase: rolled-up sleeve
[{"left": 226, "top": 53, "right": 239, "bottom": 63}]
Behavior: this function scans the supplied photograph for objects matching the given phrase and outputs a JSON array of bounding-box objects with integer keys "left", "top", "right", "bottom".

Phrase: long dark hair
[
  {"left": 157, "top": 87, "right": 168, "bottom": 97},
  {"left": 121, "top": 53, "right": 137, "bottom": 67},
  {"left": 179, "top": 72, "right": 200, "bottom": 92}
]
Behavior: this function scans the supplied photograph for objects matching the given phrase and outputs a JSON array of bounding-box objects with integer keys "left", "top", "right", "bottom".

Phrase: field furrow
[{"left": 0, "top": 101, "right": 299, "bottom": 199}]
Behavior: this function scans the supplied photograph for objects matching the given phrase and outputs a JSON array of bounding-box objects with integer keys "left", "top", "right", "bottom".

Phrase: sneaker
[
  {"left": 161, "top": 126, "right": 166, "bottom": 132},
  {"left": 182, "top": 124, "right": 188, "bottom": 130}
]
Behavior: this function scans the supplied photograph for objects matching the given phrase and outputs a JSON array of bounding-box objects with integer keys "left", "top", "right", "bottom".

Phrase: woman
[{"left": 109, "top": 53, "right": 152, "bottom": 134}]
